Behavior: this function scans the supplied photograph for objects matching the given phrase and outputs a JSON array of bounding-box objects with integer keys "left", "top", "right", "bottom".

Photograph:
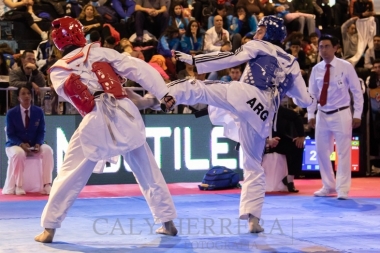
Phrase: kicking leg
[{"left": 167, "top": 79, "right": 237, "bottom": 113}]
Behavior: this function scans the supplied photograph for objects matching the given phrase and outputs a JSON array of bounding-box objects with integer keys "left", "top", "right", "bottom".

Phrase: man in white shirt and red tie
[{"left": 307, "top": 34, "right": 363, "bottom": 200}]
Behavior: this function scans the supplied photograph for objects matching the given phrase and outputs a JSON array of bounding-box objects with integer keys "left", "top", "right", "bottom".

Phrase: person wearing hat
[
  {"left": 149, "top": 55, "right": 170, "bottom": 82},
  {"left": 173, "top": 15, "right": 313, "bottom": 233}
]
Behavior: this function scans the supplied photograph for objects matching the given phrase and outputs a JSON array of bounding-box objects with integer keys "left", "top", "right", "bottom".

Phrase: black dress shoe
[
  {"left": 282, "top": 176, "right": 299, "bottom": 193},
  {"left": 286, "top": 182, "right": 299, "bottom": 193},
  {"left": 282, "top": 176, "right": 288, "bottom": 186}
]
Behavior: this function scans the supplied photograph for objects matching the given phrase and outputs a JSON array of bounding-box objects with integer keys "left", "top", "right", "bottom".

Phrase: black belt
[
  {"left": 93, "top": 91, "right": 104, "bottom": 98},
  {"left": 321, "top": 106, "right": 349, "bottom": 115}
]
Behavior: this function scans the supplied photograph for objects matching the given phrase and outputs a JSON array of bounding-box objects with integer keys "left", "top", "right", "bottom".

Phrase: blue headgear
[{"left": 257, "top": 15, "right": 287, "bottom": 43}]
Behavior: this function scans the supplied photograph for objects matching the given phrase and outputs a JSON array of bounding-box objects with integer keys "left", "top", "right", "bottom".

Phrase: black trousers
[
  {"left": 3, "top": 9, "right": 35, "bottom": 27},
  {"left": 270, "top": 135, "right": 304, "bottom": 176},
  {"left": 134, "top": 11, "right": 169, "bottom": 38},
  {"left": 333, "top": 3, "right": 349, "bottom": 26}
]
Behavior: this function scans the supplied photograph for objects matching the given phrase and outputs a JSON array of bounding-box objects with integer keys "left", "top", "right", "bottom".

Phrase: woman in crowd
[
  {"left": 168, "top": 0, "right": 189, "bottom": 37},
  {"left": 230, "top": 5, "right": 257, "bottom": 51},
  {"left": 180, "top": 20, "right": 204, "bottom": 55},
  {"left": 77, "top": 4, "right": 104, "bottom": 38},
  {"left": 157, "top": 26, "right": 181, "bottom": 80}
]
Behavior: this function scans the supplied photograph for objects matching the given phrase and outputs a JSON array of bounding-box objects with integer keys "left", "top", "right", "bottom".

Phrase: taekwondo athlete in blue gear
[{"left": 171, "top": 15, "right": 313, "bottom": 233}]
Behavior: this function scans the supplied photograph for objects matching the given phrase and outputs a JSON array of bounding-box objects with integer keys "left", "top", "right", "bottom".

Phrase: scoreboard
[{"left": 302, "top": 136, "right": 360, "bottom": 171}]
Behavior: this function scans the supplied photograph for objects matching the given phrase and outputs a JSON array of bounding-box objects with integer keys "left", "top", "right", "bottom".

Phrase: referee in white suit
[{"left": 307, "top": 34, "right": 363, "bottom": 200}]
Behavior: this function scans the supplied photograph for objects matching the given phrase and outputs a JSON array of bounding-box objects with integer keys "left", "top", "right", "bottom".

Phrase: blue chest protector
[{"left": 242, "top": 54, "right": 294, "bottom": 98}]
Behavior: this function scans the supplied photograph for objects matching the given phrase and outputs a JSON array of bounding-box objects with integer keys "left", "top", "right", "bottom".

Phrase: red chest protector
[
  {"left": 92, "top": 62, "right": 127, "bottom": 99},
  {"left": 62, "top": 61, "right": 127, "bottom": 116},
  {"left": 63, "top": 73, "right": 95, "bottom": 117}
]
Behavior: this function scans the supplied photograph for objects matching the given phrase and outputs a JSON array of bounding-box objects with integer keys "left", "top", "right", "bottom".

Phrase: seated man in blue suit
[{"left": 2, "top": 86, "right": 54, "bottom": 195}]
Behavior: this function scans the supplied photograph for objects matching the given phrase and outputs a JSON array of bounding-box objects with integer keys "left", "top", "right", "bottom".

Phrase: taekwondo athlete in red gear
[
  {"left": 34, "top": 17, "right": 177, "bottom": 243},
  {"left": 173, "top": 15, "right": 313, "bottom": 233}
]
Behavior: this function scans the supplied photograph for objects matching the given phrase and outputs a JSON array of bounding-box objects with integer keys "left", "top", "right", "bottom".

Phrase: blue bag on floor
[{"left": 198, "top": 166, "right": 240, "bottom": 190}]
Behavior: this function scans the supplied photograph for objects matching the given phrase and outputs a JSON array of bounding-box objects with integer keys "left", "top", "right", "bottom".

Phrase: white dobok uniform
[
  {"left": 169, "top": 40, "right": 313, "bottom": 219},
  {"left": 41, "top": 43, "right": 177, "bottom": 229}
]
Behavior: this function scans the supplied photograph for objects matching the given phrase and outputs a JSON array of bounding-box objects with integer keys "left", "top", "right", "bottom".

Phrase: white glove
[{"left": 174, "top": 51, "right": 194, "bottom": 65}]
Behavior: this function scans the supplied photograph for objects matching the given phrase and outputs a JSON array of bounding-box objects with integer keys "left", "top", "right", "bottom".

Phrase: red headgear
[{"left": 51, "top": 17, "right": 87, "bottom": 51}]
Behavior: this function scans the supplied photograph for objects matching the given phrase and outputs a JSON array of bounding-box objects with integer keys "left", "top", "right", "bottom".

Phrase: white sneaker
[
  {"left": 31, "top": 13, "right": 42, "bottom": 22},
  {"left": 314, "top": 187, "right": 336, "bottom": 197},
  {"left": 41, "top": 31, "right": 48, "bottom": 41},
  {"left": 337, "top": 191, "right": 349, "bottom": 200},
  {"left": 15, "top": 187, "right": 26, "bottom": 195},
  {"left": 41, "top": 184, "right": 51, "bottom": 195}
]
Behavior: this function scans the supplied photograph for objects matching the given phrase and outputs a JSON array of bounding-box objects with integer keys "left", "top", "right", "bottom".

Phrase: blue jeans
[{"left": 112, "top": 0, "right": 135, "bottom": 19}]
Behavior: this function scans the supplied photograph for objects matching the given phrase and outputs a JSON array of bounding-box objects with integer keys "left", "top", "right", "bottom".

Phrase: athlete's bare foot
[
  {"left": 248, "top": 214, "right": 264, "bottom": 233},
  {"left": 155, "top": 220, "right": 178, "bottom": 236},
  {"left": 34, "top": 228, "right": 56, "bottom": 243}
]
